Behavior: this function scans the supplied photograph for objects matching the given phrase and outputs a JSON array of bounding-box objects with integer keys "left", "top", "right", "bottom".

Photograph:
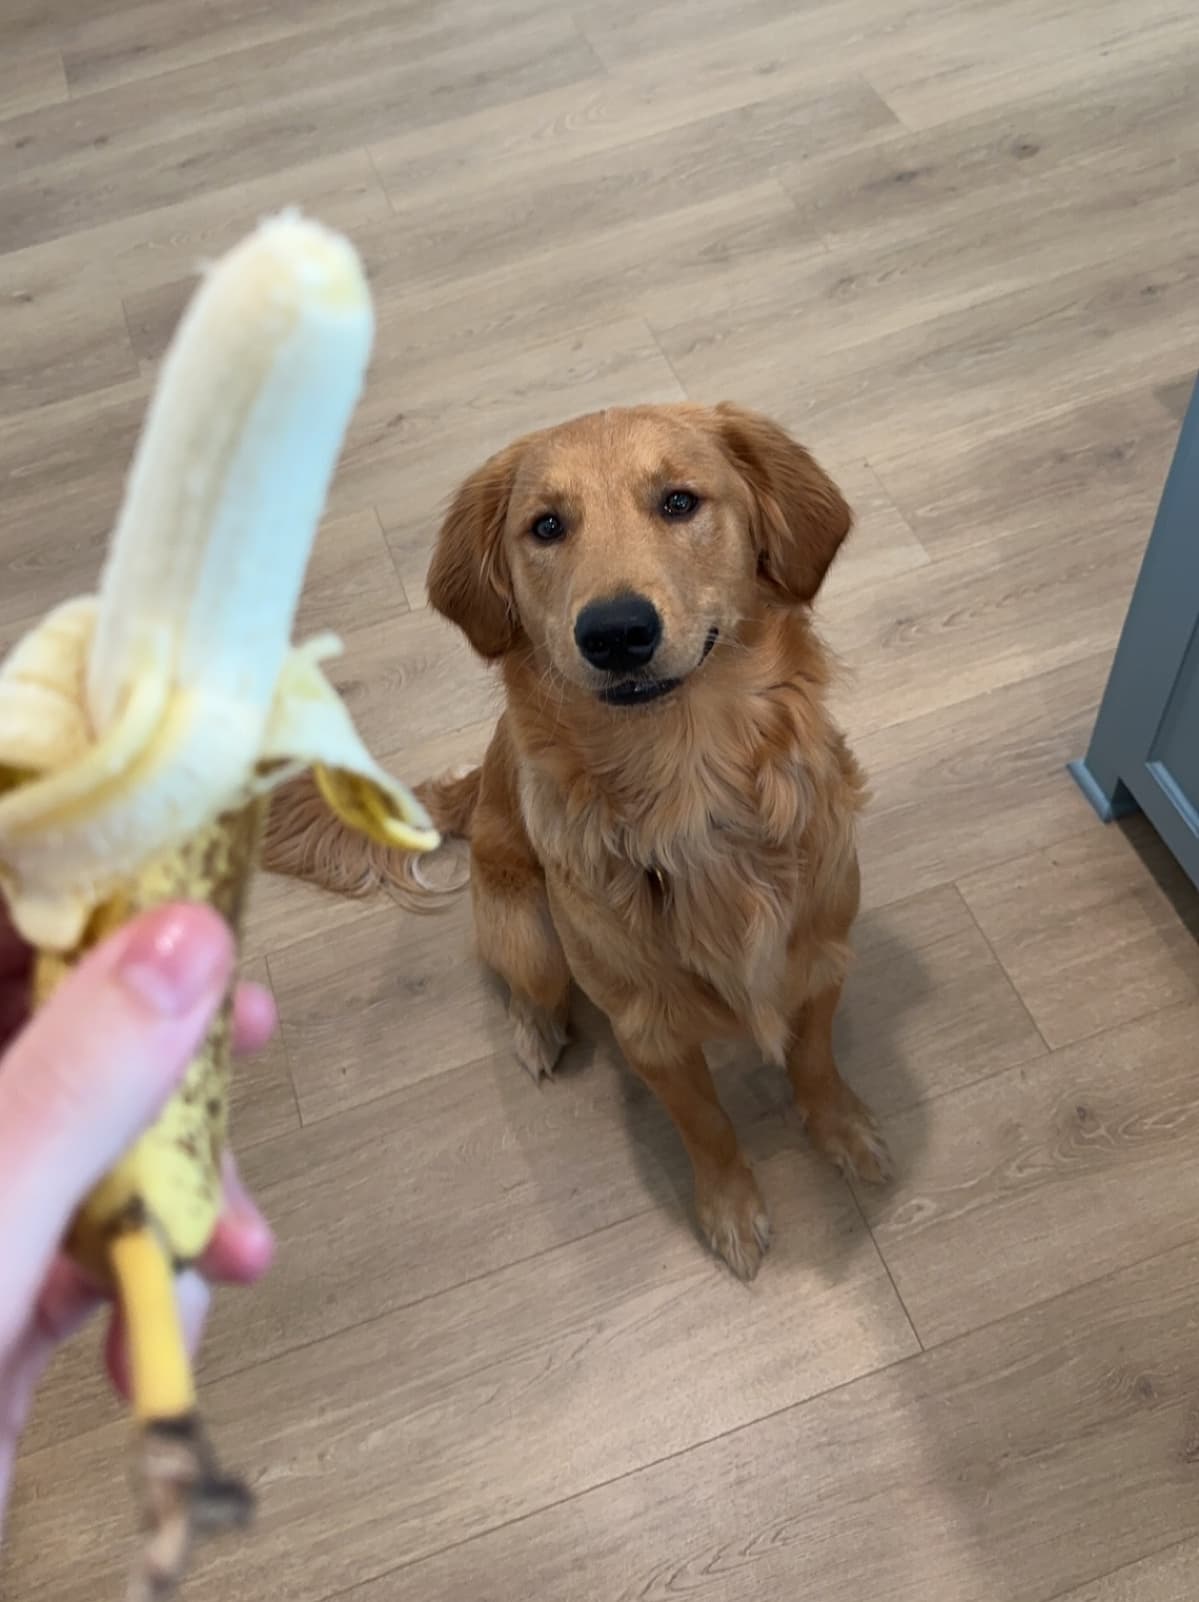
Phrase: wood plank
[
  {"left": 1055, "top": 1540, "right": 1198, "bottom": 1600},
  {"left": 0, "top": 248, "right": 134, "bottom": 416},
  {"left": 269, "top": 885, "right": 499, "bottom": 1123},
  {"left": 340, "top": 1239, "right": 1199, "bottom": 1602},
  {"left": 652, "top": 192, "right": 1199, "bottom": 467},
  {"left": 957, "top": 822, "right": 1199, "bottom": 1050},
  {"left": 866, "top": 0, "right": 1197, "bottom": 131},
  {"left": 294, "top": 508, "right": 410, "bottom": 640},
  {"left": 124, "top": 181, "right": 808, "bottom": 416},
  {"left": 860, "top": 1002, "right": 1199, "bottom": 1345},
  {"left": 868, "top": 386, "right": 1179, "bottom": 562},
  {"left": 3, "top": 146, "right": 392, "bottom": 301},
  {"left": 4, "top": 10, "right": 599, "bottom": 253},
  {"left": 368, "top": 80, "right": 895, "bottom": 298},
  {"left": 795, "top": 454, "right": 931, "bottom": 600},
  {"left": 0, "top": 46, "right": 68, "bottom": 117},
  {"left": 852, "top": 654, "right": 1112, "bottom": 911},
  {"left": 129, "top": 181, "right": 817, "bottom": 387},
  {"left": 1155, "top": 375, "right": 1196, "bottom": 423},
  {"left": 1, "top": 57, "right": 248, "bottom": 250},
  {"left": 577, "top": 0, "right": 838, "bottom": 66},
  {"left": 228, "top": 955, "right": 300, "bottom": 1152},
  {"left": 368, "top": 6, "right": 899, "bottom": 198},
  {"left": 59, "top": 0, "right": 401, "bottom": 94},
  {"left": 835, "top": 885, "right": 1046, "bottom": 1116},
  {"left": 240, "top": 868, "right": 376, "bottom": 966},
  {"left": 7, "top": 1141, "right": 916, "bottom": 1601},
  {"left": 822, "top": 515, "right": 1145, "bottom": 740},
  {"left": 211, "top": 7, "right": 603, "bottom": 201},
  {"left": 783, "top": 54, "right": 1199, "bottom": 250},
  {"left": 0, "top": 378, "right": 149, "bottom": 628},
  {"left": 1, "top": 0, "right": 132, "bottom": 54},
  {"left": 576, "top": 0, "right": 995, "bottom": 74},
  {"left": 313, "top": 606, "right": 499, "bottom": 761}
]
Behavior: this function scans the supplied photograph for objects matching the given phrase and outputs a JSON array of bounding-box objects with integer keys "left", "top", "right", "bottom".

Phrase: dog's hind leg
[{"left": 470, "top": 808, "right": 571, "bottom": 1081}]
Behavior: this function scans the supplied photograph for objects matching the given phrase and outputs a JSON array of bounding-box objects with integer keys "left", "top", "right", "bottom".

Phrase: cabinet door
[
  {"left": 1071, "top": 374, "right": 1199, "bottom": 891},
  {"left": 1144, "top": 616, "right": 1199, "bottom": 855}
]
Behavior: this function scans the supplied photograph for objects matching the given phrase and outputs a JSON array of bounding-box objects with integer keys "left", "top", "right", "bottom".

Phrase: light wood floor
[{"left": 4, "top": 1, "right": 1199, "bottom": 1598}]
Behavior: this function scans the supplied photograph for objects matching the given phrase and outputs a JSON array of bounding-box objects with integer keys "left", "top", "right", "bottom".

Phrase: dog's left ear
[
  {"left": 713, "top": 403, "right": 852, "bottom": 605},
  {"left": 427, "top": 441, "right": 525, "bottom": 660}
]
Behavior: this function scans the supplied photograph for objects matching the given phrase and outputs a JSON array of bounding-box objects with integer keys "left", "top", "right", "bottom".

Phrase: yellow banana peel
[{"left": 0, "top": 211, "right": 437, "bottom": 1599}]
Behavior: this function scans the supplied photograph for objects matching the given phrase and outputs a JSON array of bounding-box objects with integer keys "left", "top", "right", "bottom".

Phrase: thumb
[{"left": 0, "top": 903, "right": 234, "bottom": 1330}]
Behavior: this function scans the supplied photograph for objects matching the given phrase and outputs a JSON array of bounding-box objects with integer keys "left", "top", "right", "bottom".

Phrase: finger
[
  {"left": 33, "top": 1163, "right": 273, "bottom": 1339},
  {"left": 0, "top": 968, "right": 275, "bottom": 1061},
  {"left": 231, "top": 980, "right": 276, "bottom": 1057},
  {"left": 105, "top": 1271, "right": 210, "bottom": 1405},
  {"left": 199, "top": 1152, "right": 275, "bottom": 1285},
  {"left": 0, "top": 904, "right": 234, "bottom": 1339},
  {"left": 25, "top": 1160, "right": 272, "bottom": 1376},
  {"left": 32, "top": 1257, "right": 105, "bottom": 1348}
]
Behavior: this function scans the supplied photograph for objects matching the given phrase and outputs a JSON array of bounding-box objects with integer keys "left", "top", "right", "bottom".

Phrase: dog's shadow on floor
[{"left": 548, "top": 910, "right": 935, "bottom": 1278}]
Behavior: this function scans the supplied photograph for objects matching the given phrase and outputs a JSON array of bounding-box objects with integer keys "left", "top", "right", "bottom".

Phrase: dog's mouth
[
  {"left": 598, "top": 627, "right": 719, "bottom": 709},
  {"left": 599, "top": 677, "right": 680, "bottom": 708}
]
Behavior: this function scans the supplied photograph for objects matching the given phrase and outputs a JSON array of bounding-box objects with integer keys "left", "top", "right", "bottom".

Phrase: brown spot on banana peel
[{"left": 38, "top": 802, "right": 265, "bottom": 1271}]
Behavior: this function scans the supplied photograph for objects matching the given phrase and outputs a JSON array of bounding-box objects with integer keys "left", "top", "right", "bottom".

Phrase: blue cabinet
[{"left": 1071, "top": 374, "right": 1199, "bottom": 891}]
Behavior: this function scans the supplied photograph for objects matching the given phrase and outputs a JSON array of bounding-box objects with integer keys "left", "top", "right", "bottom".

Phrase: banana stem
[
  {"left": 109, "top": 1225, "right": 196, "bottom": 1423},
  {"left": 110, "top": 1223, "right": 253, "bottom": 1602}
]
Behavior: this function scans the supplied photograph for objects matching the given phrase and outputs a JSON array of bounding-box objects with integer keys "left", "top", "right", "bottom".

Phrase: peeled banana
[{"left": 0, "top": 212, "right": 437, "bottom": 1598}]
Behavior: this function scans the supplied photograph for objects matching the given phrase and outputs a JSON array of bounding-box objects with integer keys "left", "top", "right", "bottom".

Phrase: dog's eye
[
  {"left": 531, "top": 513, "right": 566, "bottom": 542},
  {"left": 661, "top": 489, "right": 699, "bottom": 519}
]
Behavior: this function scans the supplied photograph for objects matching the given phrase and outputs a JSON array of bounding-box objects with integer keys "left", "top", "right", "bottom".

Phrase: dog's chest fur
[{"left": 516, "top": 686, "right": 861, "bottom": 1063}]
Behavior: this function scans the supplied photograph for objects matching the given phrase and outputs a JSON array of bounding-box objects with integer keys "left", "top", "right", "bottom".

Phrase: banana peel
[{"left": 0, "top": 212, "right": 436, "bottom": 1599}]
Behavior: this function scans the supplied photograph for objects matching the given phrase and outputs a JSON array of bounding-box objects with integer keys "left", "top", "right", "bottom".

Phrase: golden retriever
[{"left": 265, "top": 402, "right": 891, "bottom": 1279}]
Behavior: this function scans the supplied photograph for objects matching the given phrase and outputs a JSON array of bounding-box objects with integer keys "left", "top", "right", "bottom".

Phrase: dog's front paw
[
  {"left": 696, "top": 1163, "right": 771, "bottom": 1281},
  {"left": 509, "top": 994, "right": 569, "bottom": 1081},
  {"left": 807, "top": 1087, "right": 893, "bottom": 1186}
]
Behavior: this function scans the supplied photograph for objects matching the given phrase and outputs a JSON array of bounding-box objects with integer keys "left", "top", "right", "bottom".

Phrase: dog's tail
[
  {"left": 260, "top": 764, "right": 481, "bottom": 906},
  {"left": 418, "top": 763, "right": 483, "bottom": 839}
]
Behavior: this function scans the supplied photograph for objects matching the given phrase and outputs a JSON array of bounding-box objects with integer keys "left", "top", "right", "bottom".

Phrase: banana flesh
[{"left": 0, "top": 212, "right": 435, "bottom": 1599}]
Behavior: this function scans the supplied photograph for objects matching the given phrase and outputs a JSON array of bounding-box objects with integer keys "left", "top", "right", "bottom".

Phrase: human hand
[{"left": 0, "top": 902, "right": 276, "bottom": 1529}]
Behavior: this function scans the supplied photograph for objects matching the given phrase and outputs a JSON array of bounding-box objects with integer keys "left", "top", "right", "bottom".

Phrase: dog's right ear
[{"left": 427, "top": 443, "right": 524, "bottom": 659}]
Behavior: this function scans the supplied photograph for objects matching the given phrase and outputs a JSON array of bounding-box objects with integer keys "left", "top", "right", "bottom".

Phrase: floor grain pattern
[{"left": 3, "top": 0, "right": 1198, "bottom": 1598}]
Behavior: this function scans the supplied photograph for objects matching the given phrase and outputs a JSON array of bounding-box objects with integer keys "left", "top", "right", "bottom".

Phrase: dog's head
[{"left": 426, "top": 402, "right": 851, "bottom": 708}]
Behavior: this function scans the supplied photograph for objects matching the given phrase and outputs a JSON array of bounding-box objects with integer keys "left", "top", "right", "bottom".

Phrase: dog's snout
[{"left": 575, "top": 594, "right": 662, "bottom": 672}]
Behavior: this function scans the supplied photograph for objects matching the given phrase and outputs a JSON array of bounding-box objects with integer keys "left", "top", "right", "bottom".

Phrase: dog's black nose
[{"left": 575, "top": 594, "right": 662, "bottom": 672}]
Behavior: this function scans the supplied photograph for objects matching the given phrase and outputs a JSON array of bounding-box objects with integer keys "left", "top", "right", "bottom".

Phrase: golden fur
[{"left": 264, "top": 402, "right": 891, "bottom": 1278}]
